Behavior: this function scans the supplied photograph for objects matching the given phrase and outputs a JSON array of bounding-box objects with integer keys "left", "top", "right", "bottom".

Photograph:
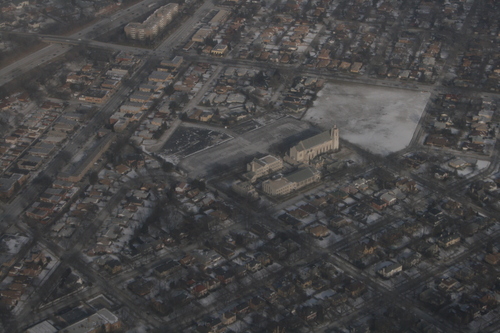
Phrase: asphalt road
[
  {"left": 11, "top": 171, "right": 173, "bottom": 331},
  {"left": 0, "top": 1, "right": 220, "bottom": 330},
  {"left": 3, "top": 0, "right": 500, "bottom": 331},
  {"left": 0, "top": 0, "right": 159, "bottom": 86},
  {"left": 0, "top": 57, "right": 152, "bottom": 235}
]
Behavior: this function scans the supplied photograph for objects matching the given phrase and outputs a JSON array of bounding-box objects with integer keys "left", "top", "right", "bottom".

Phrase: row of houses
[
  {"left": 461, "top": 97, "right": 498, "bottom": 153},
  {"left": 188, "top": 9, "right": 232, "bottom": 57},
  {"left": 25, "top": 179, "right": 80, "bottom": 223},
  {"left": 86, "top": 171, "right": 165, "bottom": 257},
  {"left": 453, "top": 36, "right": 500, "bottom": 92},
  {"left": 193, "top": 67, "right": 272, "bottom": 123},
  {"left": 117, "top": 189, "right": 376, "bottom": 332},
  {"left": 305, "top": 22, "right": 374, "bottom": 74},
  {"left": 0, "top": 100, "right": 65, "bottom": 173},
  {"left": 47, "top": 157, "right": 157, "bottom": 248},
  {"left": 78, "top": 52, "right": 141, "bottom": 104},
  {"left": 0, "top": 248, "right": 51, "bottom": 310},
  {"left": 427, "top": 94, "right": 498, "bottom": 154},
  {"left": 110, "top": 56, "right": 183, "bottom": 134},
  {"left": 0, "top": 100, "right": 85, "bottom": 199},
  {"left": 375, "top": 31, "right": 441, "bottom": 83},
  {"left": 418, "top": 247, "right": 500, "bottom": 325}
]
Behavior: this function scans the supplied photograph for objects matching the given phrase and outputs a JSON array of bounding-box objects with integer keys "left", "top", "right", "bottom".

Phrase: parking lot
[
  {"left": 162, "top": 127, "right": 231, "bottom": 158},
  {"left": 178, "top": 117, "right": 315, "bottom": 178}
]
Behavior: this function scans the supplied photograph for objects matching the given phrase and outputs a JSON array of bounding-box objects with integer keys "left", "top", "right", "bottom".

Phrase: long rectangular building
[
  {"left": 124, "top": 3, "right": 179, "bottom": 41},
  {"left": 262, "top": 166, "right": 321, "bottom": 196},
  {"left": 289, "top": 126, "right": 339, "bottom": 163},
  {"left": 244, "top": 154, "right": 283, "bottom": 182},
  {"left": 58, "top": 133, "right": 115, "bottom": 183}
]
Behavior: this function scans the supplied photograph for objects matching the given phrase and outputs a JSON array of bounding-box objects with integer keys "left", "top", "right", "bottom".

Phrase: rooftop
[
  {"left": 285, "top": 166, "right": 320, "bottom": 183},
  {"left": 294, "top": 129, "right": 332, "bottom": 152},
  {"left": 61, "top": 308, "right": 119, "bottom": 333}
]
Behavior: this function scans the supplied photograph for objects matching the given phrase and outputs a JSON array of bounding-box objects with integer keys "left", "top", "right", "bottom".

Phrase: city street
[{"left": 1, "top": 0, "right": 500, "bottom": 332}]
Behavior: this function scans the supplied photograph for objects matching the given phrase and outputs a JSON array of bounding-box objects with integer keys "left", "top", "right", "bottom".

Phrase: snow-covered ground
[
  {"left": 304, "top": 83, "right": 430, "bottom": 155},
  {"left": 2, "top": 234, "right": 30, "bottom": 254},
  {"left": 437, "top": 158, "right": 491, "bottom": 178}
]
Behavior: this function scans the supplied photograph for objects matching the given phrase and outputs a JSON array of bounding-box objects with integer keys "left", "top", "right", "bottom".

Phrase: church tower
[{"left": 331, "top": 125, "right": 339, "bottom": 150}]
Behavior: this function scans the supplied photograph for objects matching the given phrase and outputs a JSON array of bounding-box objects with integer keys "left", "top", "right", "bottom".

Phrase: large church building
[{"left": 288, "top": 126, "right": 339, "bottom": 163}]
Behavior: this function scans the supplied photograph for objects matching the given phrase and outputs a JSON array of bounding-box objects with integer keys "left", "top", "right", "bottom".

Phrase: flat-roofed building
[
  {"left": 129, "top": 91, "right": 153, "bottom": 103},
  {"left": 191, "top": 28, "right": 212, "bottom": 42},
  {"left": 120, "top": 102, "right": 144, "bottom": 114},
  {"left": 25, "top": 320, "right": 57, "bottom": 333},
  {"left": 101, "top": 79, "right": 121, "bottom": 90},
  {"left": 262, "top": 178, "right": 295, "bottom": 196},
  {"left": 262, "top": 166, "right": 320, "bottom": 196},
  {"left": 289, "top": 126, "right": 339, "bottom": 163},
  {"left": 79, "top": 89, "right": 109, "bottom": 104},
  {"left": 107, "top": 68, "right": 129, "bottom": 78},
  {"left": 244, "top": 154, "right": 283, "bottom": 182},
  {"left": 28, "top": 145, "right": 54, "bottom": 157},
  {"left": 209, "top": 9, "right": 230, "bottom": 27},
  {"left": 0, "top": 177, "right": 18, "bottom": 200},
  {"left": 124, "top": 3, "right": 179, "bottom": 41},
  {"left": 377, "top": 262, "right": 403, "bottom": 278},
  {"left": 139, "top": 83, "right": 161, "bottom": 92},
  {"left": 58, "top": 134, "right": 114, "bottom": 183},
  {"left": 148, "top": 70, "right": 173, "bottom": 82},
  {"left": 160, "top": 56, "right": 183, "bottom": 70},
  {"left": 59, "top": 308, "right": 122, "bottom": 333},
  {"left": 18, "top": 155, "right": 43, "bottom": 171},
  {"left": 285, "top": 166, "right": 321, "bottom": 188},
  {"left": 211, "top": 43, "right": 229, "bottom": 56}
]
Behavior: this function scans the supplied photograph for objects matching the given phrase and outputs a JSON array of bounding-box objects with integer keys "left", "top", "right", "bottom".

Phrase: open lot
[
  {"left": 178, "top": 117, "right": 316, "bottom": 178},
  {"left": 303, "top": 82, "right": 431, "bottom": 155}
]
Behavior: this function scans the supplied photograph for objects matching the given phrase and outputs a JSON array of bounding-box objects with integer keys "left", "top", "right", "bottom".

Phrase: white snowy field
[{"left": 304, "top": 83, "right": 431, "bottom": 155}]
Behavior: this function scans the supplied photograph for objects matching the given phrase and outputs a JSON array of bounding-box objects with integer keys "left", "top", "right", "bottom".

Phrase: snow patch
[{"left": 304, "top": 83, "right": 430, "bottom": 155}]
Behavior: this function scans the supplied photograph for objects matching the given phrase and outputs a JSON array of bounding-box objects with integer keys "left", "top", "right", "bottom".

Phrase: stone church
[{"left": 288, "top": 126, "right": 339, "bottom": 163}]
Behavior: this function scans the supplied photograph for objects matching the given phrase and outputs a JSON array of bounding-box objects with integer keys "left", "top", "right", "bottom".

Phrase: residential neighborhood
[{"left": 0, "top": 0, "right": 499, "bottom": 333}]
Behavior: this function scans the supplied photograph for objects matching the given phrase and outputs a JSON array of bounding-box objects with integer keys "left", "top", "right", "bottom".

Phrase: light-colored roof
[
  {"left": 60, "top": 309, "right": 119, "bottom": 333},
  {"left": 381, "top": 262, "right": 402, "bottom": 272},
  {"left": 380, "top": 192, "right": 396, "bottom": 202},
  {"left": 192, "top": 28, "right": 212, "bottom": 41},
  {"left": 96, "top": 308, "right": 119, "bottom": 324},
  {"left": 26, "top": 321, "right": 57, "bottom": 333},
  {"left": 448, "top": 158, "right": 471, "bottom": 168},
  {"left": 309, "top": 225, "right": 329, "bottom": 236},
  {"left": 261, "top": 155, "right": 280, "bottom": 164},
  {"left": 213, "top": 44, "right": 228, "bottom": 51},
  {"left": 120, "top": 102, "right": 143, "bottom": 111},
  {"left": 251, "top": 155, "right": 280, "bottom": 169},
  {"left": 209, "top": 9, "right": 229, "bottom": 26},
  {"left": 125, "top": 3, "right": 178, "bottom": 30}
]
